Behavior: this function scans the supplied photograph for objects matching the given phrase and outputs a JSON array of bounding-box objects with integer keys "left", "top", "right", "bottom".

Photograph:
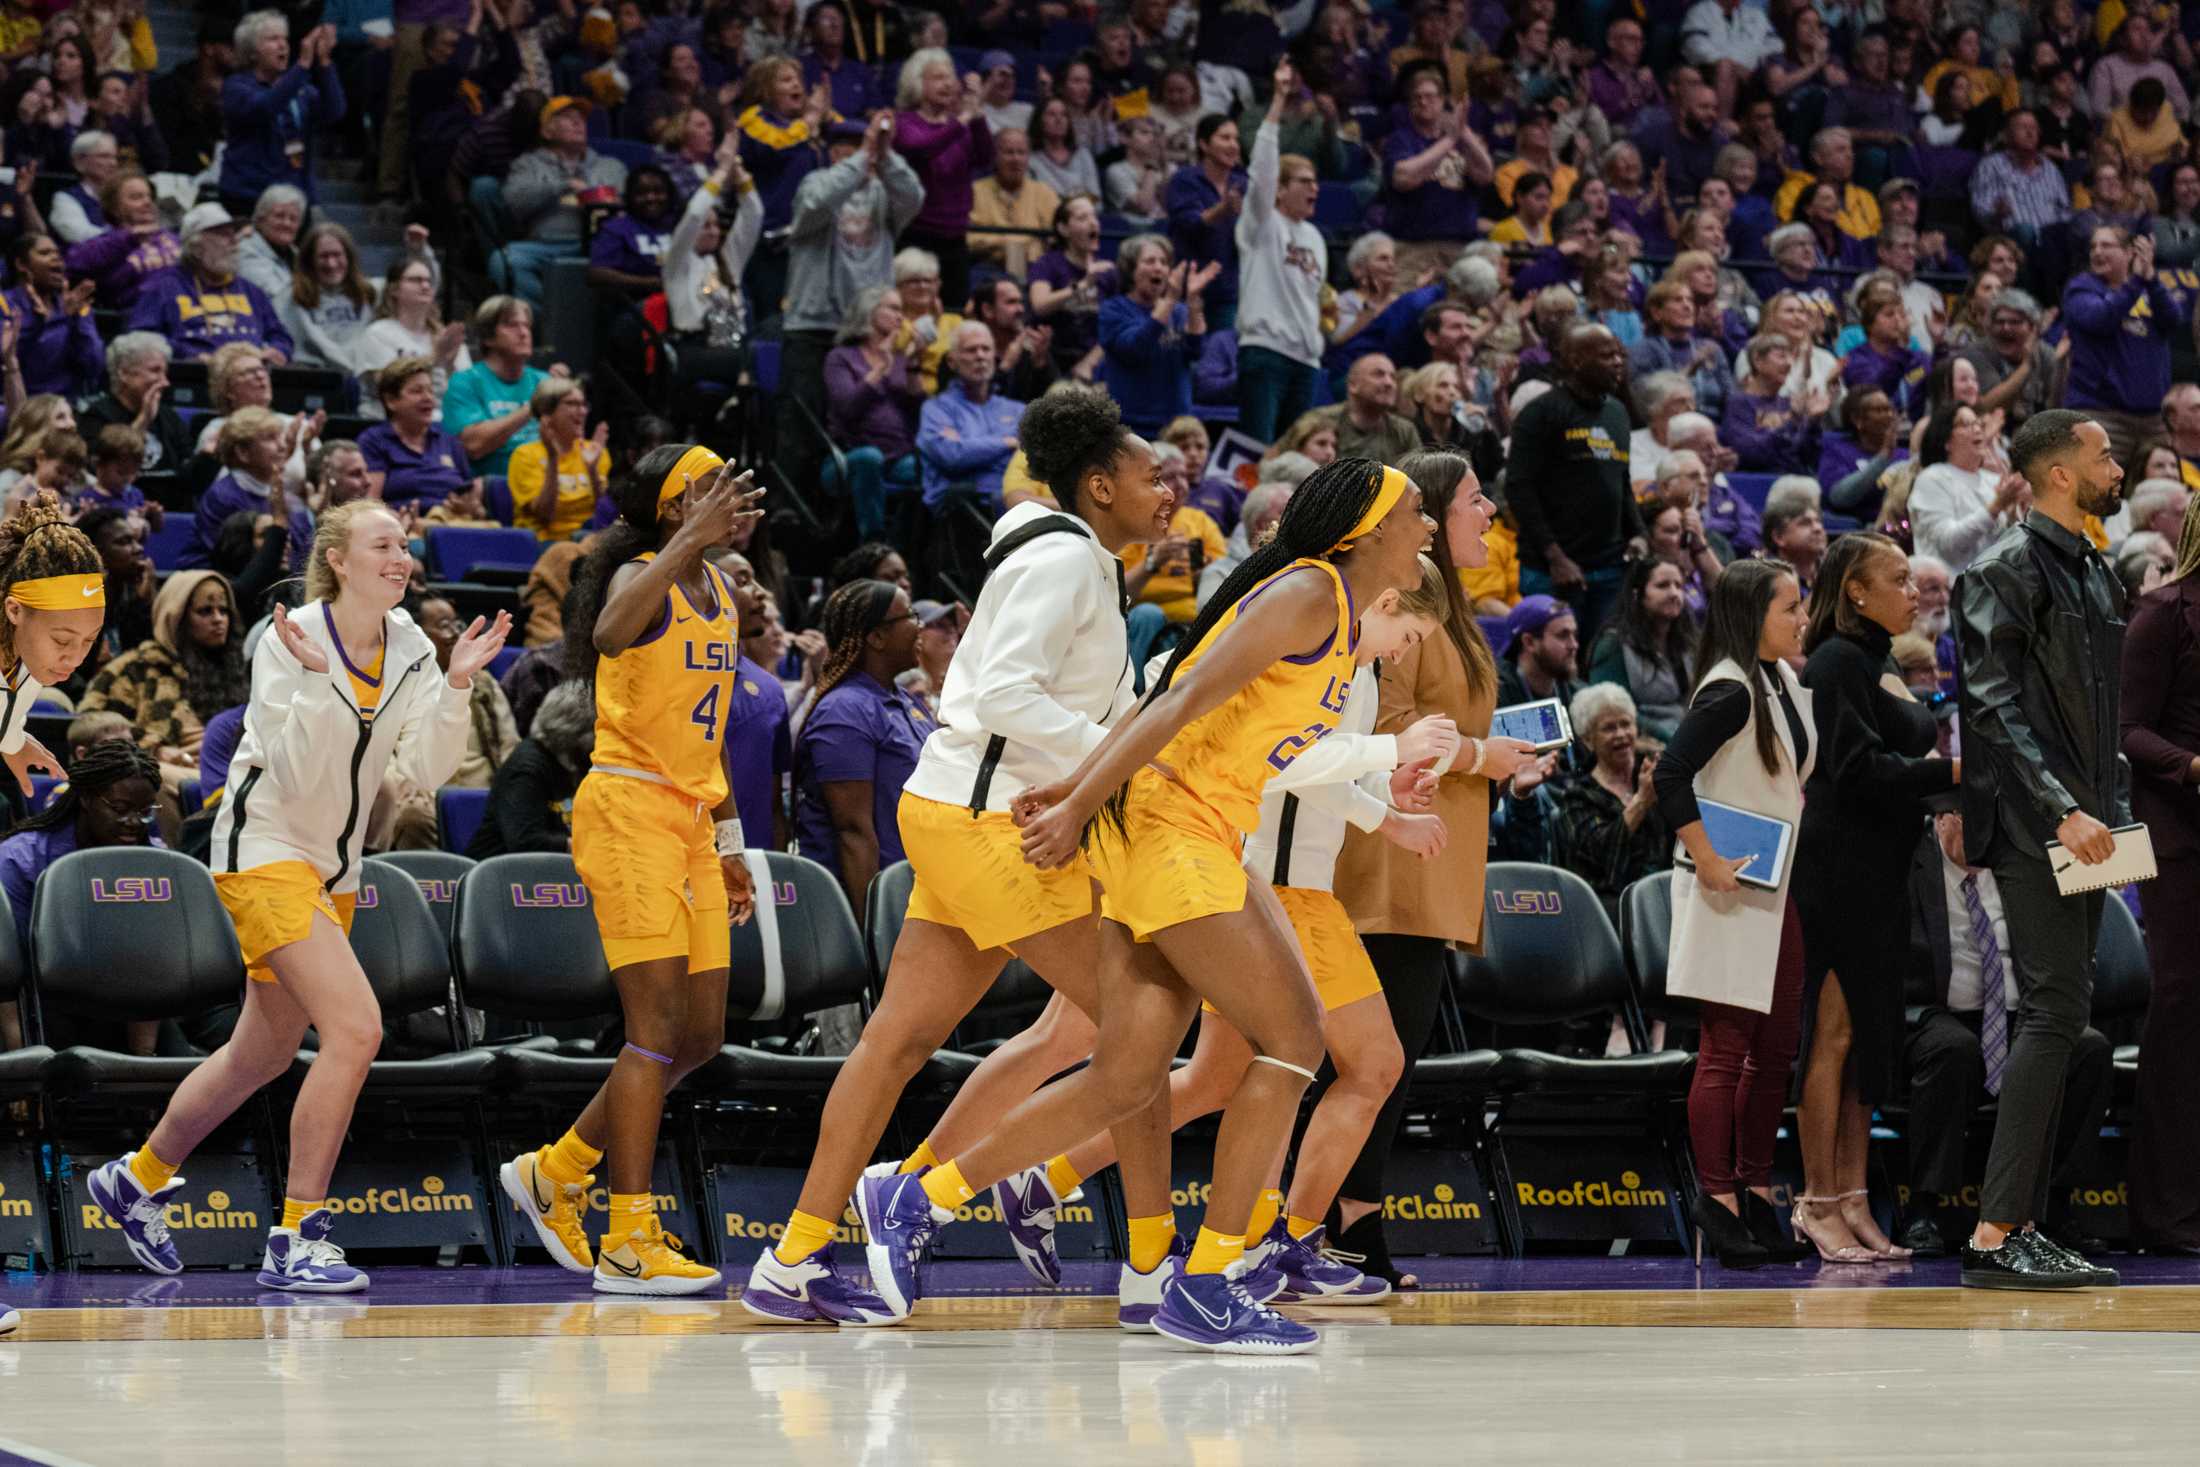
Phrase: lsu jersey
[{"left": 591, "top": 553, "right": 742, "bottom": 805}]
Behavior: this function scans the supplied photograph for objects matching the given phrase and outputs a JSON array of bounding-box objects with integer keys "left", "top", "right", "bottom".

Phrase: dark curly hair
[
  {"left": 1021, "top": 387, "right": 1137, "bottom": 517},
  {"left": 0, "top": 490, "right": 103, "bottom": 672},
  {"left": 11, "top": 737, "right": 160, "bottom": 839}
]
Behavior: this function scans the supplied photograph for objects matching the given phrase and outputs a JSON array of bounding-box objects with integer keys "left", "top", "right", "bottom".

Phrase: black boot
[
  {"left": 1739, "top": 1190, "right": 1813, "bottom": 1262},
  {"left": 1692, "top": 1194, "right": 1768, "bottom": 1269},
  {"left": 1329, "top": 1209, "right": 1418, "bottom": 1290}
]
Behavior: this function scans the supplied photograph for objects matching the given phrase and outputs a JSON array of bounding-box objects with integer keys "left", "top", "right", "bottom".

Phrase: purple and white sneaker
[
  {"left": 855, "top": 1172, "right": 952, "bottom": 1320},
  {"left": 86, "top": 1155, "right": 184, "bottom": 1275},
  {"left": 1118, "top": 1233, "right": 1188, "bottom": 1331},
  {"left": 1237, "top": 1220, "right": 1290, "bottom": 1305},
  {"left": 994, "top": 1165, "right": 1078, "bottom": 1287},
  {"left": 1151, "top": 1262, "right": 1319, "bottom": 1355},
  {"left": 1271, "top": 1224, "right": 1392, "bottom": 1303},
  {"left": 740, "top": 1249, "right": 898, "bottom": 1326},
  {"left": 0, "top": 1305, "right": 17, "bottom": 1335},
  {"left": 257, "top": 1209, "right": 368, "bottom": 1293}
]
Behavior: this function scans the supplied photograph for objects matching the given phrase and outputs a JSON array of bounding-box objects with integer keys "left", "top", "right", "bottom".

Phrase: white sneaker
[
  {"left": 1118, "top": 1236, "right": 1186, "bottom": 1332},
  {"left": 0, "top": 1305, "right": 18, "bottom": 1335}
]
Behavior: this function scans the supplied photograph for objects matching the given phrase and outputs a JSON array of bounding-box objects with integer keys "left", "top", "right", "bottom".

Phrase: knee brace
[
  {"left": 1251, "top": 1054, "right": 1318, "bottom": 1084},
  {"left": 623, "top": 1042, "right": 676, "bottom": 1066}
]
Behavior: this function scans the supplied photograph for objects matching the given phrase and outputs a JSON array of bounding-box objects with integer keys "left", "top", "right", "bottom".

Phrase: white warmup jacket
[
  {"left": 210, "top": 600, "right": 475, "bottom": 894},
  {"left": 901, "top": 504, "right": 1136, "bottom": 813},
  {"left": 1241, "top": 663, "right": 1400, "bottom": 893},
  {"left": 0, "top": 662, "right": 52, "bottom": 756}
]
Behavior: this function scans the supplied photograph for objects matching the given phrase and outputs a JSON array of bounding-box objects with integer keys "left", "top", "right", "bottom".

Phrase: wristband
[
  {"left": 1467, "top": 738, "right": 1488, "bottom": 777},
  {"left": 715, "top": 817, "right": 745, "bottom": 857}
]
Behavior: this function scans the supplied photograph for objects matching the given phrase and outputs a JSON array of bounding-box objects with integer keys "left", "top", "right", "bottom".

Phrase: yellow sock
[
  {"left": 606, "top": 1192, "right": 654, "bottom": 1238},
  {"left": 128, "top": 1143, "right": 178, "bottom": 1194},
  {"left": 280, "top": 1197, "right": 322, "bottom": 1231},
  {"left": 1128, "top": 1214, "right": 1176, "bottom": 1274},
  {"left": 774, "top": 1209, "right": 837, "bottom": 1266},
  {"left": 1186, "top": 1225, "right": 1245, "bottom": 1276},
  {"left": 540, "top": 1127, "right": 602, "bottom": 1187},
  {"left": 1046, "top": 1154, "right": 1084, "bottom": 1199},
  {"left": 1286, "top": 1214, "right": 1323, "bottom": 1240},
  {"left": 919, "top": 1160, "right": 975, "bottom": 1211},
  {"left": 1247, "top": 1187, "right": 1284, "bottom": 1241},
  {"left": 899, "top": 1140, "right": 940, "bottom": 1175}
]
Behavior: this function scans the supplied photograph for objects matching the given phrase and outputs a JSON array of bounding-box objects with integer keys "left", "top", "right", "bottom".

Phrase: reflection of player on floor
[
  {"left": 740, "top": 388, "right": 1180, "bottom": 1327},
  {"left": 91, "top": 500, "right": 509, "bottom": 1293},
  {"left": 857, "top": 459, "right": 1436, "bottom": 1355},
  {"left": 498, "top": 446, "right": 763, "bottom": 1297}
]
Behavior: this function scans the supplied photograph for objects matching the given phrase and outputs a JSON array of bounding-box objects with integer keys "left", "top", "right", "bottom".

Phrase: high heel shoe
[
  {"left": 1691, "top": 1194, "right": 1768, "bottom": 1269},
  {"left": 1739, "top": 1189, "right": 1813, "bottom": 1263},
  {"left": 1838, "top": 1189, "right": 1913, "bottom": 1260},
  {"left": 1790, "top": 1195, "right": 1877, "bottom": 1264}
]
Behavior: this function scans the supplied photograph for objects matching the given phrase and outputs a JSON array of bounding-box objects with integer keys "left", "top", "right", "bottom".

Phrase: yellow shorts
[
  {"left": 1204, "top": 885, "right": 1381, "bottom": 1014},
  {"left": 214, "top": 861, "right": 358, "bottom": 984},
  {"left": 900, "top": 792, "right": 1094, "bottom": 952},
  {"left": 1089, "top": 768, "right": 1248, "bottom": 943},
  {"left": 571, "top": 772, "right": 732, "bottom": 974}
]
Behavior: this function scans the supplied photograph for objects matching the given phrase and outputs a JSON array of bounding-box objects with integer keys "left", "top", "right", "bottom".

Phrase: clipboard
[
  {"left": 2046, "top": 823, "right": 2156, "bottom": 895},
  {"left": 1674, "top": 799, "right": 1795, "bottom": 891}
]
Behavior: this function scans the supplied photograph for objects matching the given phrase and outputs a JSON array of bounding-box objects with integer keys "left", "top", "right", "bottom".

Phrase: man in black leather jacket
[{"left": 1954, "top": 409, "right": 2130, "bottom": 1291}]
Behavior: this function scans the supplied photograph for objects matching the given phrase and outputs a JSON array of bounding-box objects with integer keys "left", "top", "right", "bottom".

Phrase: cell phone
[{"left": 1489, "top": 698, "right": 1574, "bottom": 753}]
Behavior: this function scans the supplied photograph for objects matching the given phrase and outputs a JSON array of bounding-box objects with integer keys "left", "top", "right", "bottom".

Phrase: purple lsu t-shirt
[
  {"left": 791, "top": 670, "right": 936, "bottom": 885},
  {"left": 721, "top": 653, "right": 791, "bottom": 845},
  {"left": 588, "top": 212, "right": 676, "bottom": 282}
]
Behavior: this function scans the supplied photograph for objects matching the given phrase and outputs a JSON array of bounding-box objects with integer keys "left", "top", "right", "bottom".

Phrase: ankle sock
[
  {"left": 775, "top": 1209, "right": 837, "bottom": 1266},
  {"left": 606, "top": 1191, "right": 654, "bottom": 1238},
  {"left": 129, "top": 1144, "right": 179, "bottom": 1194},
  {"left": 1045, "top": 1154, "right": 1084, "bottom": 1199},
  {"left": 1246, "top": 1187, "right": 1283, "bottom": 1241},
  {"left": 899, "top": 1140, "right": 940, "bottom": 1175},
  {"left": 919, "top": 1160, "right": 975, "bottom": 1211},
  {"left": 540, "top": 1127, "right": 602, "bottom": 1187},
  {"left": 280, "top": 1197, "right": 322, "bottom": 1231},
  {"left": 1286, "top": 1214, "right": 1322, "bottom": 1241},
  {"left": 1128, "top": 1213, "right": 1175, "bottom": 1274},
  {"left": 1185, "top": 1225, "right": 1244, "bottom": 1276}
]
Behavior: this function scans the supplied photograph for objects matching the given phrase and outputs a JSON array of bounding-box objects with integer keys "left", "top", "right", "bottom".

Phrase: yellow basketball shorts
[
  {"left": 214, "top": 860, "right": 358, "bottom": 984},
  {"left": 572, "top": 773, "right": 732, "bottom": 974},
  {"left": 1202, "top": 884, "right": 1382, "bottom": 1014},
  {"left": 900, "top": 792, "right": 1094, "bottom": 952},
  {"left": 1089, "top": 768, "right": 1249, "bottom": 943}
]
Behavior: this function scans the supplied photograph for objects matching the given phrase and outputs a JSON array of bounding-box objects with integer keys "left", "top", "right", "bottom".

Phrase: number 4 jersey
[{"left": 590, "top": 554, "right": 743, "bottom": 806}]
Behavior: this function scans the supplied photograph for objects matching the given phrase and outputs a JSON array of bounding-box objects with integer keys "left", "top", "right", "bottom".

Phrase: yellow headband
[
  {"left": 9, "top": 574, "right": 105, "bottom": 611},
  {"left": 658, "top": 445, "right": 726, "bottom": 506},
  {"left": 1331, "top": 466, "right": 1411, "bottom": 553}
]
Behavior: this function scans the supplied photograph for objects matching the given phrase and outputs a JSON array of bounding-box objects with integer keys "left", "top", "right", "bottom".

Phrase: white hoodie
[
  {"left": 1240, "top": 663, "right": 1398, "bottom": 893},
  {"left": 209, "top": 600, "right": 475, "bottom": 894}
]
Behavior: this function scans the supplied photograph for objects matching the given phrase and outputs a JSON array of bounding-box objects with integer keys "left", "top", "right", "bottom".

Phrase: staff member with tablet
[
  {"left": 1792, "top": 533, "right": 1958, "bottom": 1264},
  {"left": 1653, "top": 559, "right": 1814, "bottom": 1271}
]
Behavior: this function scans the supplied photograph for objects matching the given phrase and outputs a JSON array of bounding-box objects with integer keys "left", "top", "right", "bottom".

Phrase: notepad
[
  {"left": 2046, "top": 823, "right": 2157, "bottom": 895},
  {"left": 1674, "top": 799, "right": 1795, "bottom": 891}
]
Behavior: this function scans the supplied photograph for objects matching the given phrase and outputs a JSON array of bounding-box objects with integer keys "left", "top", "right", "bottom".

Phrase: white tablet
[{"left": 1489, "top": 698, "right": 1574, "bottom": 754}]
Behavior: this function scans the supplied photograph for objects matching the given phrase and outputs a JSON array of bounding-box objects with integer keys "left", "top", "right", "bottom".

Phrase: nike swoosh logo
[
  {"left": 605, "top": 1255, "right": 643, "bottom": 1277},
  {"left": 761, "top": 1276, "right": 804, "bottom": 1300},
  {"left": 529, "top": 1170, "right": 554, "bottom": 1213},
  {"left": 81, "top": 585, "right": 98, "bottom": 597},
  {"left": 674, "top": 614, "right": 692, "bottom": 624},
  {"left": 1182, "top": 1287, "right": 1234, "bottom": 1331}
]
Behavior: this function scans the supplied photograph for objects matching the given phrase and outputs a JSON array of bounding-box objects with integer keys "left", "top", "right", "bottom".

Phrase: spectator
[
  {"left": 375, "top": 592, "right": 519, "bottom": 851},
  {"left": 892, "top": 48, "right": 992, "bottom": 308},
  {"left": 889, "top": 246, "right": 961, "bottom": 395},
  {"left": 586, "top": 166, "right": 681, "bottom": 298},
  {"left": 2106, "top": 77, "right": 2181, "bottom": 174},
  {"left": 64, "top": 169, "right": 176, "bottom": 313},
  {"left": 235, "top": 184, "right": 306, "bottom": 306},
  {"left": 1166, "top": 113, "right": 1251, "bottom": 332},
  {"left": 969, "top": 130, "right": 1060, "bottom": 282},
  {"left": 1822, "top": 386, "right": 1908, "bottom": 517},
  {"left": 661, "top": 135, "right": 764, "bottom": 399},
  {"left": 360, "top": 357, "right": 477, "bottom": 515},
  {"left": 1401, "top": 362, "right": 1474, "bottom": 453},
  {"left": 1381, "top": 70, "right": 1494, "bottom": 280},
  {"left": 970, "top": 275, "right": 1056, "bottom": 404},
  {"left": 2120, "top": 479, "right": 2192, "bottom": 546},
  {"left": 148, "top": 14, "right": 234, "bottom": 181},
  {"left": 80, "top": 424, "right": 155, "bottom": 523},
  {"left": 2090, "top": 12, "right": 2190, "bottom": 122},
  {"left": 1631, "top": 278, "right": 1734, "bottom": 424},
  {"left": 278, "top": 222, "right": 376, "bottom": 375},
  {"left": 89, "top": 66, "right": 166, "bottom": 177},
  {"left": 1314, "top": 354, "right": 1420, "bottom": 466},
  {"left": 800, "top": 2, "right": 882, "bottom": 119},
  {"left": 49, "top": 129, "right": 118, "bottom": 245},
  {"left": 78, "top": 331, "right": 188, "bottom": 475},
  {"left": 1585, "top": 16, "right": 1658, "bottom": 131},
  {"left": 1751, "top": 222, "right": 1842, "bottom": 321},
  {"left": 0, "top": 233, "right": 100, "bottom": 401},
  {"left": 714, "top": 548, "right": 794, "bottom": 848},
  {"left": 1791, "top": 178, "right": 1875, "bottom": 275},
  {"left": 1961, "top": 288, "right": 2061, "bottom": 432},
  {"left": 127, "top": 204, "right": 293, "bottom": 365},
  {"left": 1505, "top": 324, "right": 1642, "bottom": 641},
  {"left": 0, "top": 394, "right": 77, "bottom": 497},
  {"left": 509, "top": 377, "right": 613, "bottom": 544},
  {"left": 0, "top": 426, "right": 86, "bottom": 510},
  {"left": 499, "top": 96, "right": 628, "bottom": 303},
  {"left": 1587, "top": 555, "right": 1697, "bottom": 740},
  {"left": 182, "top": 407, "right": 311, "bottom": 572},
  {"left": 219, "top": 13, "right": 344, "bottom": 215},
  {"left": 80, "top": 568, "right": 250, "bottom": 799},
  {"left": 1760, "top": 289, "right": 1841, "bottom": 402},
  {"left": 917, "top": 322, "right": 1023, "bottom": 513},
  {"left": 1199, "top": 480, "right": 1293, "bottom": 605},
  {"left": 303, "top": 438, "right": 373, "bottom": 516},
  {"left": 445, "top": 297, "right": 557, "bottom": 478},
  {"left": 1968, "top": 111, "right": 2072, "bottom": 251},
  {"left": 2065, "top": 228, "right": 2187, "bottom": 462},
  {"left": 1843, "top": 293, "right": 1929, "bottom": 418},
  {"left": 1098, "top": 234, "right": 1214, "bottom": 437},
  {"left": 469, "top": 678, "right": 592, "bottom": 857},
  {"left": 1387, "top": 1, "right": 1469, "bottom": 100},
  {"left": 1628, "top": 371, "right": 1699, "bottom": 490},
  {"left": 354, "top": 255, "right": 471, "bottom": 421},
  {"left": 1104, "top": 114, "right": 1167, "bottom": 225},
  {"left": 825, "top": 284, "right": 924, "bottom": 539},
  {"left": 1760, "top": 477, "right": 1829, "bottom": 592},
  {"left": 1551, "top": 682, "right": 1669, "bottom": 923},
  {"left": 733, "top": 55, "right": 829, "bottom": 317},
  {"left": 1027, "top": 95, "right": 1101, "bottom": 205},
  {"left": 191, "top": 342, "right": 322, "bottom": 495},
  {"left": 78, "top": 504, "right": 155, "bottom": 663},
  {"left": 656, "top": 106, "right": 724, "bottom": 203},
  {"left": 1723, "top": 335, "right": 1826, "bottom": 474},
  {"left": 1496, "top": 593, "right": 1582, "bottom": 708},
  {"left": 1056, "top": 57, "right": 1117, "bottom": 158},
  {"left": 1027, "top": 193, "right": 1115, "bottom": 381},
  {"left": 791, "top": 577, "right": 936, "bottom": 907},
  {"left": 973, "top": 50, "right": 1028, "bottom": 139}
]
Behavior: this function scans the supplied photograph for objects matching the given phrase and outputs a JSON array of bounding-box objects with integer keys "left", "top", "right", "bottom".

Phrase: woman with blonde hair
[
  {"left": 1267, "top": 410, "right": 1340, "bottom": 466},
  {"left": 0, "top": 395, "right": 77, "bottom": 491},
  {"left": 193, "top": 342, "right": 322, "bottom": 495}
]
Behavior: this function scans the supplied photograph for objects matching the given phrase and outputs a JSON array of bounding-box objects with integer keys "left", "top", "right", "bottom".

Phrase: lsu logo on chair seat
[
  {"left": 511, "top": 883, "right": 589, "bottom": 908},
  {"left": 417, "top": 879, "right": 459, "bottom": 904},
  {"left": 90, "top": 877, "right": 172, "bottom": 902},
  {"left": 1492, "top": 889, "right": 1563, "bottom": 915}
]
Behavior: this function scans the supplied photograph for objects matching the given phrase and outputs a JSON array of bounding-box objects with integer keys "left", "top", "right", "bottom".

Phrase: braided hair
[
  {"left": 563, "top": 442, "right": 697, "bottom": 684},
  {"left": 10, "top": 738, "right": 160, "bottom": 839},
  {"left": 1097, "top": 457, "right": 1390, "bottom": 835},
  {"left": 811, "top": 578, "right": 902, "bottom": 702},
  {"left": 0, "top": 490, "right": 102, "bottom": 673}
]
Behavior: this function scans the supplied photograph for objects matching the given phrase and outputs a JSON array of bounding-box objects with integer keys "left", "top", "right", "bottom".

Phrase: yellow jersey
[
  {"left": 1120, "top": 505, "right": 1229, "bottom": 623},
  {"left": 341, "top": 640, "right": 386, "bottom": 721},
  {"left": 1150, "top": 557, "right": 1358, "bottom": 834},
  {"left": 591, "top": 554, "right": 740, "bottom": 805}
]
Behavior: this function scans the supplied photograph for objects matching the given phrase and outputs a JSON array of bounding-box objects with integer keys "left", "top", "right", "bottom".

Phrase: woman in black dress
[{"left": 1794, "top": 533, "right": 1958, "bottom": 1261}]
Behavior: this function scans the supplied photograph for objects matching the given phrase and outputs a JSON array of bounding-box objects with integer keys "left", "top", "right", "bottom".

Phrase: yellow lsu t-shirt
[
  {"left": 1120, "top": 506, "right": 1228, "bottom": 623},
  {"left": 510, "top": 438, "right": 615, "bottom": 542}
]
